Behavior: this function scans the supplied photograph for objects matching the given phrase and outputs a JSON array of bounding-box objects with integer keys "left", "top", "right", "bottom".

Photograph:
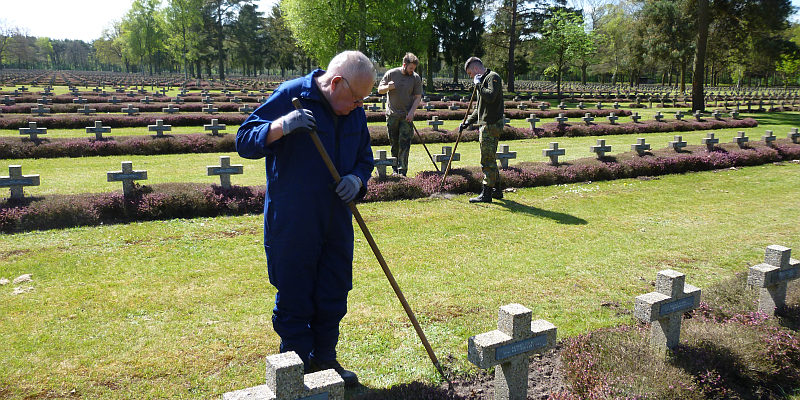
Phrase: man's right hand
[
  {"left": 280, "top": 109, "right": 316, "bottom": 136},
  {"left": 459, "top": 121, "right": 470, "bottom": 132}
]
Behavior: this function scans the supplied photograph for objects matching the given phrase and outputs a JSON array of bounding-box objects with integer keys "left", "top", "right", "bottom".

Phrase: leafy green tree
[
  {"left": 35, "top": 37, "right": 53, "bottom": 69},
  {"left": 776, "top": 52, "right": 800, "bottom": 87},
  {"left": 539, "top": 9, "right": 595, "bottom": 96},
  {"left": 205, "top": 0, "right": 250, "bottom": 80},
  {"left": 265, "top": 3, "right": 303, "bottom": 76},
  {"left": 281, "top": 0, "right": 366, "bottom": 64},
  {"left": 592, "top": 1, "right": 639, "bottom": 84},
  {"left": 122, "top": 0, "right": 166, "bottom": 75},
  {"left": 434, "top": 0, "right": 485, "bottom": 83},
  {"left": 230, "top": 3, "right": 266, "bottom": 76},
  {"left": 164, "top": 0, "right": 204, "bottom": 78},
  {"left": 639, "top": 0, "right": 695, "bottom": 92}
]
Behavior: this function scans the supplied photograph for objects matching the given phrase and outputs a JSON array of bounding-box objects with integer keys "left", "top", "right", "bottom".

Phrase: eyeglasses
[{"left": 340, "top": 76, "right": 366, "bottom": 105}]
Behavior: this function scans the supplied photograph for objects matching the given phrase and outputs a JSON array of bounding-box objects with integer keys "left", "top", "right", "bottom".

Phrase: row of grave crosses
[
  {"left": 222, "top": 245, "right": 797, "bottom": 400},
  {"left": 0, "top": 157, "right": 244, "bottom": 200},
  {"left": 18, "top": 119, "right": 230, "bottom": 141},
  {"left": 20, "top": 102, "right": 252, "bottom": 117}
]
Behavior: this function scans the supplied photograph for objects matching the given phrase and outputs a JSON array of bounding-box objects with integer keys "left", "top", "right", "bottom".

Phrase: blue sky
[
  {"left": 1, "top": 0, "right": 799, "bottom": 42},
  {"left": 0, "top": 0, "right": 278, "bottom": 42}
]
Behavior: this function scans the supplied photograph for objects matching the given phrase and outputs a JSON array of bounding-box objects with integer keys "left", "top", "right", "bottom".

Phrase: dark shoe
[
  {"left": 309, "top": 359, "right": 359, "bottom": 387},
  {"left": 469, "top": 185, "right": 493, "bottom": 203},
  {"left": 492, "top": 186, "right": 504, "bottom": 199}
]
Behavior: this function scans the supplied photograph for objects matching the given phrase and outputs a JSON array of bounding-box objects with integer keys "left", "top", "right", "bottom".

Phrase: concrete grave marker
[
  {"left": 590, "top": 139, "right": 612, "bottom": 158},
  {"left": 537, "top": 102, "right": 548, "bottom": 111},
  {"left": 1, "top": 95, "right": 15, "bottom": 106},
  {"left": 525, "top": 114, "right": 540, "bottom": 129},
  {"left": 72, "top": 96, "right": 87, "bottom": 104},
  {"left": 607, "top": 113, "right": 619, "bottom": 125},
  {"left": 30, "top": 104, "right": 50, "bottom": 116},
  {"left": 668, "top": 135, "right": 687, "bottom": 152},
  {"left": 631, "top": 138, "right": 650, "bottom": 156},
  {"left": 674, "top": 111, "right": 684, "bottom": 121},
  {"left": 448, "top": 102, "right": 460, "bottom": 111},
  {"left": 730, "top": 110, "right": 740, "bottom": 119},
  {"left": 495, "top": 144, "right": 517, "bottom": 169},
  {"left": 631, "top": 112, "right": 641, "bottom": 123},
  {"left": 654, "top": 111, "right": 664, "bottom": 122},
  {"left": 109, "top": 96, "right": 122, "bottom": 105},
  {"left": 77, "top": 104, "right": 97, "bottom": 115},
  {"left": 204, "top": 119, "right": 227, "bottom": 136},
  {"left": 0, "top": 165, "right": 40, "bottom": 200},
  {"left": 554, "top": 113, "right": 568, "bottom": 125},
  {"left": 148, "top": 120, "right": 172, "bottom": 137},
  {"left": 86, "top": 121, "right": 112, "bottom": 140},
  {"left": 19, "top": 122, "right": 47, "bottom": 140},
  {"left": 207, "top": 156, "right": 244, "bottom": 188},
  {"left": 762, "top": 130, "right": 777, "bottom": 146},
  {"left": 239, "top": 105, "right": 255, "bottom": 114},
  {"left": 634, "top": 269, "right": 701, "bottom": 353},
  {"left": 203, "top": 104, "right": 219, "bottom": 114},
  {"left": 121, "top": 104, "right": 140, "bottom": 116},
  {"left": 693, "top": 110, "right": 703, "bottom": 120},
  {"left": 427, "top": 116, "right": 444, "bottom": 132},
  {"left": 582, "top": 113, "right": 594, "bottom": 125},
  {"left": 733, "top": 131, "right": 749, "bottom": 148},
  {"left": 542, "top": 142, "right": 565, "bottom": 165},
  {"left": 789, "top": 127, "right": 800, "bottom": 144},
  {"left": 747, "top": 245, "right": 800, "bottom": 315},
  {"left": 140, "top": 96, "right": 153, "bottom": 104},
  {"left": 701, "top": 132, "right": 719, "bottom": 151},
  {"left": 373, "top": 149, "right": 397, "bottom": 178},
  {"left": 107, "top": 161, "right": 147, "bottom": 197},
  {"left": 468, "top": 304, "right": 557, "bottom": 400},
  {"left": 223, "top": 351, "right": 344, "bottom": 400},
  {"left": 712, "top": 110, "right": 722, "bottom": 120},
  {"left": 433, "top": 146, "right": 460, "bottom": 172},
  {"left": 162, "top": 104, "right": 180, "bottom": 114}
]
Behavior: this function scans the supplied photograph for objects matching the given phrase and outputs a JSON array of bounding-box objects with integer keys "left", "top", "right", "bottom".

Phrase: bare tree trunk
[
  {"left": 692, "top": 0, "right": 709, "bottom": 112},
  {"left": 507, "top": 0, "right": 517, "bottom": 93}
]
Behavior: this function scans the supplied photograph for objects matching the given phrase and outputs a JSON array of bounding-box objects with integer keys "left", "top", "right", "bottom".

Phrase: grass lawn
[{"left": 1, "top": 160, "right": 799, "bottom": 398}]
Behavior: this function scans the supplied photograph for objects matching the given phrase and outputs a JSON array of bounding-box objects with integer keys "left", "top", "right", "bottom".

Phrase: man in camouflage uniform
[
  {"left": 377, "top": 53, "right": 423, "bottom": 176},
  {"left": 460, "top": 57, "right": 504, "bottom": 203}
]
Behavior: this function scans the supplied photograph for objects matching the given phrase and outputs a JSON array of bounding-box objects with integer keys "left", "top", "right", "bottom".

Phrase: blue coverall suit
[{"left": 236, "top": 69, "right": 374, "bottom": 366}]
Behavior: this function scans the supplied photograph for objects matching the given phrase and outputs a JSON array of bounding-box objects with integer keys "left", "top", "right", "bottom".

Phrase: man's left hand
[
  {"left": 473, "top": 74, "right": 482, "bottom": 85},
  {"left": 336, "top": 174, "right": 362, "bottom": 203}
]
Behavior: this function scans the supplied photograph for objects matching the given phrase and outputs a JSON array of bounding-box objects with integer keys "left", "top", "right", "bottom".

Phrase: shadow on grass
[
  {"left": 747, "top": 111, "right": 800, "bottom": 127},
  {"left": 493, "top": 199, "right": 588, "bottom": 225}
]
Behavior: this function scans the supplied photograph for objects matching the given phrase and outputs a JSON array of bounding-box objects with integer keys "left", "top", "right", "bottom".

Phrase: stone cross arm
[
  {"left": 468, "top": 319, "right": 557, "bottom": 369},
  {"left": 634, "top": 284, "right": 700, "bottom": 323}
]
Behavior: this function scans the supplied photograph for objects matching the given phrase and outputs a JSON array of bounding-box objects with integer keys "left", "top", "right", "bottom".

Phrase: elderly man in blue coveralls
[{"left": 236, "top": 50, "right": 376, "bottom": 387}]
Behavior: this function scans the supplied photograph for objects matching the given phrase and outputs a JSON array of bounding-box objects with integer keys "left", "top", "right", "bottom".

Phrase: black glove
[
  {"left": 280, "top": 109, "right": 316, "bottom": 136},
  {"left": 459, "top": 121, "right": 470, "bottom": 132}
]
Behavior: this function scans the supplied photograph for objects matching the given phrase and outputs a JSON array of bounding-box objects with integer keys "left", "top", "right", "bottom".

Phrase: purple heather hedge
[
  {"left": 0, "top": 117, "right": 759, "bottom": 159},
  {"left": 2, "top": 142, "right": 798, "bottom": 233}
]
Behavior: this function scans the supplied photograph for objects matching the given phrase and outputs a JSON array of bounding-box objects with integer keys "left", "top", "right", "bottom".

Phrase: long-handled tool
[
  {"left": 440, "top": 86, "right": 477, "bottom": 186},
  {"left": 292, "top": 98, "right": 451, "bottom": 386},
  {"left": 409, "top": 121, "right": 438, "bottom": 171}
]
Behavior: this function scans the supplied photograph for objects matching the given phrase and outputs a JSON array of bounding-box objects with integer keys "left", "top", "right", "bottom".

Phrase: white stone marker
[
  {"left": 468, "top": 304, "right": 557, "bottom": 400},
  {"left": 748, "top": 245, "right": 800, "bottom": 315},
  {"left": 634, "top": 269, "right": 701, "bottom": 353}
]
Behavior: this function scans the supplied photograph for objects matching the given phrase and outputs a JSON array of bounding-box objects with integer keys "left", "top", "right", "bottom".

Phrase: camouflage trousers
[
  {"left": 479, "top": 122, "right": 503, "bottom": 187},
  {"left": 386, "top": 115, "right": 414, "bottom": 174}
]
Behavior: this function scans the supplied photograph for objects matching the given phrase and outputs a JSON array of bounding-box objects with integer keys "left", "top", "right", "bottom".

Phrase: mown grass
[{"left": 1, "top": 160, "right": 799, "bottom": 399}]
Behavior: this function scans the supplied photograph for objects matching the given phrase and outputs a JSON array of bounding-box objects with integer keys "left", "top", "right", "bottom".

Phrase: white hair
[{"left": 327, "top": 51, "right": 376, "bottom": 82}]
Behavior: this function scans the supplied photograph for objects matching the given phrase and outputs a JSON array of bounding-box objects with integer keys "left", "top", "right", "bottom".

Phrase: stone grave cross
[
  {"left": 433, "top": 146, "right": 460, "bottom": 172},
  {"left": 701, "top": 133, "right": 719, "bottom": 151},
  {"left": 223, "top": 351, "right": 344, "bottom": 400},
  {"left": 86, "top": 121, "right": 112, "bottom": 140},
  {"left": 495, "top": 144, "right": 517, "bottom": 169},
  {"left": 542, "top": 142, "right": 565, "bottom": 165},
  {"left": 590, "top": 139, "right": 612, "bottom": 158},
  {"left": 107, "top": 161, "right": 148, "bottom": 197},
  {"left": 747, "top": 245, "right": 799, "bottom": 315},
  {"left": 207, "top": 156, "right": 244, "bottom": 188},
  {"left": 468, "top": 304, "right": 557, "bottom": 400},
  {"left": 634, "top": 269, "right": 701, "bottom": 353},
  {"left": 525, "top": 114, "right": 540, "bottom": 129},
  {"left": 204, "top": 119, "right": 227, "bottom": 136},
  {"left": 427, "top": 116, "right": 444, "bottom": 132},
  {"left": 789, "top": 128, "right": 800, "bottom": 144},
  {"left": 0, "top": 165, "right": 40, "bottom": 200},
  {"left": 19, "top": 122, "right": 47, "bottom": 140},
  {"left": 373, "top": 150, "right": 397, "bottom": 178},
  {"left": 148, "top": 120, "right": 172, "bottom": 137}
]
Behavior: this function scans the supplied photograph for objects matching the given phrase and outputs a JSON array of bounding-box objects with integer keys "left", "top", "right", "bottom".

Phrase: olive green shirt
[
  {"left": 466, "top": 69, "right": 504, "bottom": 126},
  {"left": 379, "top": 67, "right": 423, "bottom": 118}
]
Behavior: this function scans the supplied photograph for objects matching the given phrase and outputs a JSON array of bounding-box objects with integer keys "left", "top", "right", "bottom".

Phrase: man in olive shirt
[
  {"left": 460, "top": 56, "right": 505, "bottom": 203},
  {"left": 377, "top": 53, "right": 423, "bottom": 176}
]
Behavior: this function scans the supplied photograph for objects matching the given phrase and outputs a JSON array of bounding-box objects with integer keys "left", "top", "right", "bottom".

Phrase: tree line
[{"left": 1, "top": 0, "right": 799, "bottom": 94}]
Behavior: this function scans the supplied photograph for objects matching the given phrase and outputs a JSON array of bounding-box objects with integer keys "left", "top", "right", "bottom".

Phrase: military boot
[
  {"left": 469, "top": 185, "right": 493, "bottom": 203},
  {"left": 492, "top": 184, "right": 504, "bottom": 199}
]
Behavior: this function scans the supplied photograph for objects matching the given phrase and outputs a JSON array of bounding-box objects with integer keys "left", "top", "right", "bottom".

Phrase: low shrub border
[
  {"left": 0, "top": 117, "right": 759, "bottom": 159},
  {"left": 1, "top": 141, "right": 797, "bottom": 233}
]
